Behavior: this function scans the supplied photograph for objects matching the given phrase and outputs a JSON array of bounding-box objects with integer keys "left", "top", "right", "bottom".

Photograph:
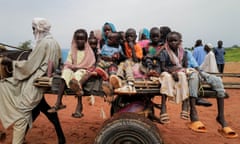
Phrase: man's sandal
[
  {"left": 48, "top": 104, "right": 66, "bottom": 113},
  {"left": 72, "top": 112, "right": 84, "bottom": 118}
]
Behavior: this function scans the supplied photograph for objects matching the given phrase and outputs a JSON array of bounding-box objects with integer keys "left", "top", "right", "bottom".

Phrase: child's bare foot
[{"left": 69, "top": 79, "right": 83, "bottom": 96}]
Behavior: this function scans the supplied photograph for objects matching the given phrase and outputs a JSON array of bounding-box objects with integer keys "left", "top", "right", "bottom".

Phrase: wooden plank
[
  {"left": 223, "top": 85, "right": 240, "bottom": 89},
  {"left": 34, "top": 83, "right": 51, "bottom": 87},
  {"left": 223, "top": 82, "right": 240, "bottom": 85},
  {"left": 209, "top": 73, "right": 240, "bottom": 77}
]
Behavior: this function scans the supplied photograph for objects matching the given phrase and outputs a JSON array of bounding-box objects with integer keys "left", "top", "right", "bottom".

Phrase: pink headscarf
[
  {"left": 164, "top": 43, "right": 184, "bottom": 67},
  {"left": 64, "top": 39, "right": 96, "bottom": 69}
]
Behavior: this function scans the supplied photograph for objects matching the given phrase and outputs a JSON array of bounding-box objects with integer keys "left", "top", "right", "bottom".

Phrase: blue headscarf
[
  {"left": 101, "top": 22, "right": 117, "bottom": 42},
  {"left": 139, "top": 28, "right": 150, "bottom": 40}
]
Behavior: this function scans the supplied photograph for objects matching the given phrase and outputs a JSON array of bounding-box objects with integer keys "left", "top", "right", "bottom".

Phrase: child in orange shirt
[{"left": 110, "top": 28, "right": 143, "bottom": 94}]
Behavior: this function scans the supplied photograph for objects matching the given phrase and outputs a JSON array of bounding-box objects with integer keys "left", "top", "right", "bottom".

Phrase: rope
[
  {"left": 198, "top": 84, "right": 205, "bottom": 97},
  {"left": 5, "top": 66, "right": 12, "bottom": 74},
  {"left": 16, "top": 51, "right": 29, "bottom": 60},
  {"left": 0, "top": 57, "right": 5, "bottom": 79},
  {"left": 198, "top": 73, "right": 205, "bottom": 97},
  {"left": 0, "top": 42, "right": 31, "bottom": 51}
]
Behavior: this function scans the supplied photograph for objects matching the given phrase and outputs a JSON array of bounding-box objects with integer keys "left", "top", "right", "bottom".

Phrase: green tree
[
  {"left": 231, "top": 45, "right": 239, "bottom": 48},
  {"left": 19, "top": 40, "right": 32, "bottom": 50}
]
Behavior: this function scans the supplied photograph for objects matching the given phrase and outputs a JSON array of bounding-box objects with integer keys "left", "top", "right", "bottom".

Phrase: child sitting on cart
[{"left": 110, "top": 28, "right": 143, "bottom": 94}]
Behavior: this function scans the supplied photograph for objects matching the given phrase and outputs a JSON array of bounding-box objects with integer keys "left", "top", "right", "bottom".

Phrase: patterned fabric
[
  {"left": 117, "top": 59, "right": 135, "bottom": 82},
  {"left": 164, "top": 43, "right": 184, "bottom": 67}
]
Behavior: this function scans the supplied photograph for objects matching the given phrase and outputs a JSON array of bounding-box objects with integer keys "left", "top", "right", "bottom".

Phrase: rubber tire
[{"left": 94, "top": 112, "right": 164, "bottom": 144}]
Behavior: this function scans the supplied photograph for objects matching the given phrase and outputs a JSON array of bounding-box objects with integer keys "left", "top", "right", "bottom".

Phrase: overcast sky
[{"left": 1, "top": 0, "right": 239, "bottom": 49}]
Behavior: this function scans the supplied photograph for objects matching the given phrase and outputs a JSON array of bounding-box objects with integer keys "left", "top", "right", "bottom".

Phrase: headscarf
[
  {"left": 64, "top": 36, "right": 96, "bottom": 69},
  {"left": 32, "top": 17, "right": 51, "bottom": 43},
  {"left": 165, "top": 43, "right": 184, "bottom": 67},
  {"left": 101, "top": 22, "right": 117, "bottom": 42},
  {"left": 139, "top": 28, "right": 150, "bottom": 40}
]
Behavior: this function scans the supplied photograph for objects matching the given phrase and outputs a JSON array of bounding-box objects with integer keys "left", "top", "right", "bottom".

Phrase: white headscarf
[{"left": 32, "top": 17, "right": 51, "bottom": 43}]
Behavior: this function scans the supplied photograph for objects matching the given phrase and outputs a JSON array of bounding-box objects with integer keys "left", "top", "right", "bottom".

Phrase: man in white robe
[
  {"left": 200, "top": 43, "right": 219, "bottom": 73},
  {"left": 0, "top": 18, "right": 61, "bottom": 144}
]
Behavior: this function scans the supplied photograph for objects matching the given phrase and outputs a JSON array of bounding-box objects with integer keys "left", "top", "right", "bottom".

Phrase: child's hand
[
  {"left": 132, "top": 57, "right": 138, "bottom": 63},
  {"left": 147, "top": 69, "right": 159, "bottom": 77},
  {"left": 168, "top": 66, "right": 181, "bottom": 73},
  {"left": 112, "top": 53, "right": 120, "bottom": 60},
  {"left": 128, "top": 41, "right": 134, "bottom": 48},
  {"left": 172, "top": 72, "right": 179, "bottom": 82}
]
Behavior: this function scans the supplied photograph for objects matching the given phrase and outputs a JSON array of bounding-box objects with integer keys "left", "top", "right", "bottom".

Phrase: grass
[{"left": 225, "top": 47, "right": 240, "bottom": 62}]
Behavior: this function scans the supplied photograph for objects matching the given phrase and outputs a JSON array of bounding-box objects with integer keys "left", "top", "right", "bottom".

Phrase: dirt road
[{"left": 1, "top": 62, "right": 240, "bottom": 144}]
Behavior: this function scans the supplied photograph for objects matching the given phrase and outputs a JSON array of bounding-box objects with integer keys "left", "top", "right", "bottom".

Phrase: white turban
[
  {"left": 32, "top": 17, "right": 51, "bottom": 42},
  {"left": 206, "top": 43, "right": 213, "bottom": 49}
]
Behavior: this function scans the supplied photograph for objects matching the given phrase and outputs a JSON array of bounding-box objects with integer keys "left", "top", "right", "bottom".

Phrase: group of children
[{"left": 48, "top": 22, "right": 237, "bottom": 138}]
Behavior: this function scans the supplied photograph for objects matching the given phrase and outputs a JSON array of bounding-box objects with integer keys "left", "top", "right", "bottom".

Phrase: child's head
[
  {"left": 102, "top": 22, "right": 116, "bottom": 40},
  {"left": 89, "top": 31, "right": 95, "bottom": 39},
  {"left": 125, "top": 28, "right": 137, "bottom": 43},
  {"left": 107, "top": 32, "right": 120, "bottom": 47},
  {"left": 159, "top": 26, "right": 171, "bottom": 43},
  {"left": 150, "top": 27, "right": 161, "bottom": 45},
  {"left": 139, "top": 28, "right": 150, "bottom": 41},
  {"left": 73, "top": 29, "right": 88, "bottom": 50},
  {"left": 88, "top": 36, "right": 98, "bottom": 49},
  {"left": 166, "top": 31, "right": 182, "bottom": 50},
  {"left": 118, "top": 31, "right": 126, "bottom": 44}
]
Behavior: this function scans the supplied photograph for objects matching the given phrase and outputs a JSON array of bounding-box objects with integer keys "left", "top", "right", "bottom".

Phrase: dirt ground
[{"left": 1, "top": 62, "right": 240, "bottom": 144}]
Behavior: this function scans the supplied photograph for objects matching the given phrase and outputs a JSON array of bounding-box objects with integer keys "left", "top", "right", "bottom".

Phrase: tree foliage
[{"left": 19, "top": 40, "right": 32, "bottom": 50}]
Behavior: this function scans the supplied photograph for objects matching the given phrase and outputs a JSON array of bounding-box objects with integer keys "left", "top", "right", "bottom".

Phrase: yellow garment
[
  {"left": 66, "top": 50, "right": 84, "bottom": 65},
  {"left": 62, "top": 68, "right": 87, "bottom": 88},
  {"left": 62, "top": 50, "right": 88, "bottom": 87}
]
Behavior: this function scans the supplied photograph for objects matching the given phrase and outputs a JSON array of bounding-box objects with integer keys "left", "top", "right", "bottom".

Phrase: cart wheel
[{"left": 94, "top": 112, "right": 163, "bottom": 144}]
